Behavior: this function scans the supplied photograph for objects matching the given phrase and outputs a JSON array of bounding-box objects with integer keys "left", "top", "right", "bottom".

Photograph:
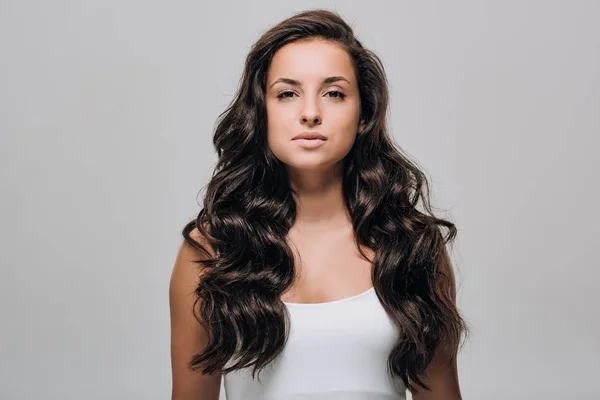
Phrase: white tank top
[{"left": 223, "top": 286, "right": 407, "bottom": 399}]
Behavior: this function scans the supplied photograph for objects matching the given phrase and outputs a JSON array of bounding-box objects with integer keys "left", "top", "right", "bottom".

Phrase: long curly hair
[{"left": 182, "top": 8, "right": 470, "bottom": 393}]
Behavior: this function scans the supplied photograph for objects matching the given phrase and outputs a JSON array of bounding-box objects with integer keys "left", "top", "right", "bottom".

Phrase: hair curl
[{"left": 182, "top": 8, "right": 470, "bottom": 393}]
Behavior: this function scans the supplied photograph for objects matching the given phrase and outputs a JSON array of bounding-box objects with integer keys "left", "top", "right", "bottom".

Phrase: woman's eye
[
  {"left": 326, "top": 90, "right": 345, "bottom": 99},
  {"left": 276, "top": 90, "right": 345, "bottom": 100},
  {"left": 277, "top": 91, "right": 296, "bottom": 99}
]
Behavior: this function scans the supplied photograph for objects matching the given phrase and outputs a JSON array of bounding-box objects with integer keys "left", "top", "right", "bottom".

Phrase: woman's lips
[{"left": 293, "top": 138, "right": 327, "bottom": 149}]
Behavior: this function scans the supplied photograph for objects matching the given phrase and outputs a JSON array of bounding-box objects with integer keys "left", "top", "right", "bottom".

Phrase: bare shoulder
[
  {"left": 170, "top": 226, "right": 214, "bottom": 299},
  {"left": 169, "top": 225, "right": 221, "bottom": 400}
]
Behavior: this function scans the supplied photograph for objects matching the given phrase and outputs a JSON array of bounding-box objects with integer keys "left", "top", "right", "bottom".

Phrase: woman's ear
[{"left": 358, "top": 120, "right": 366, "bottom": 135}]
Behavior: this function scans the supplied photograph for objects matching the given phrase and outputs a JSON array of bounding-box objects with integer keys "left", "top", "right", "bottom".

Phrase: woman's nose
[
  {"left": 301, "top": 115, "right": 321, "bottom": 124},
  {"left": 300, "top": 99, "right": 322, "bottom": 125}
]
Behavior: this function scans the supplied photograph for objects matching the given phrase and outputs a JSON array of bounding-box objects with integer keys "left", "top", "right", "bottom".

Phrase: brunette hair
[{"left": 182, "top": 8, "right": 470, "bottom": 393}]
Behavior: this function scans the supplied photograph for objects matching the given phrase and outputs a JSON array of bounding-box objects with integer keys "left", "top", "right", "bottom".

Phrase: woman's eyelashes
[{"left": 276, "top": 90, "right": 346, "bottom": 100}]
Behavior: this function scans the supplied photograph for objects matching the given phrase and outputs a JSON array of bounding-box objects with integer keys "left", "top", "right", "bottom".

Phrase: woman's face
[{"left": 265, "top": 38, "right": 364, "bottom": 171}]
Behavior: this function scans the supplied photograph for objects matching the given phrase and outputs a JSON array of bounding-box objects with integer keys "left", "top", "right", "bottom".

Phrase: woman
[{"left": 169, "top": 8, "right": 470, "bottom": 400}]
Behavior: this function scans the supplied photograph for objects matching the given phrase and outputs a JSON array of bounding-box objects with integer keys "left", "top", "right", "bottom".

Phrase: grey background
[{"left": 1, "top": 1, "right": 598, "bottom": 399}]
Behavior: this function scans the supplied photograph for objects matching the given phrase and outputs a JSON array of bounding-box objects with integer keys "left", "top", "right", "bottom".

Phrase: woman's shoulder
[
  {"left": 169, "top": 223, "right": 222, "bottom": 397},
  {"left": 182, "top": 222, "right": 217, "bottom": 261},
  {"left": 170, "top": 224, "right": 212, "bottom": 303}
]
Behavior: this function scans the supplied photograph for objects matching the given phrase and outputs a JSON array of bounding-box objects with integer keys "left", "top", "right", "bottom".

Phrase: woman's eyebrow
[{"left": 269, "top": 76, "right": 351, "bottom": 88}]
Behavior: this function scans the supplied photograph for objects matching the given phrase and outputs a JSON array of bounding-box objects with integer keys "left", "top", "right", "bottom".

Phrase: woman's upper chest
[{"left": 281, "top": 226, "right": 375, "bottom": 304}]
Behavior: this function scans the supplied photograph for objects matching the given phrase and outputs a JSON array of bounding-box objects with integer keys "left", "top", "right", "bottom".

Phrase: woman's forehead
[{"left": 267, "top": 40, "right": 356, "bottom": 86}]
